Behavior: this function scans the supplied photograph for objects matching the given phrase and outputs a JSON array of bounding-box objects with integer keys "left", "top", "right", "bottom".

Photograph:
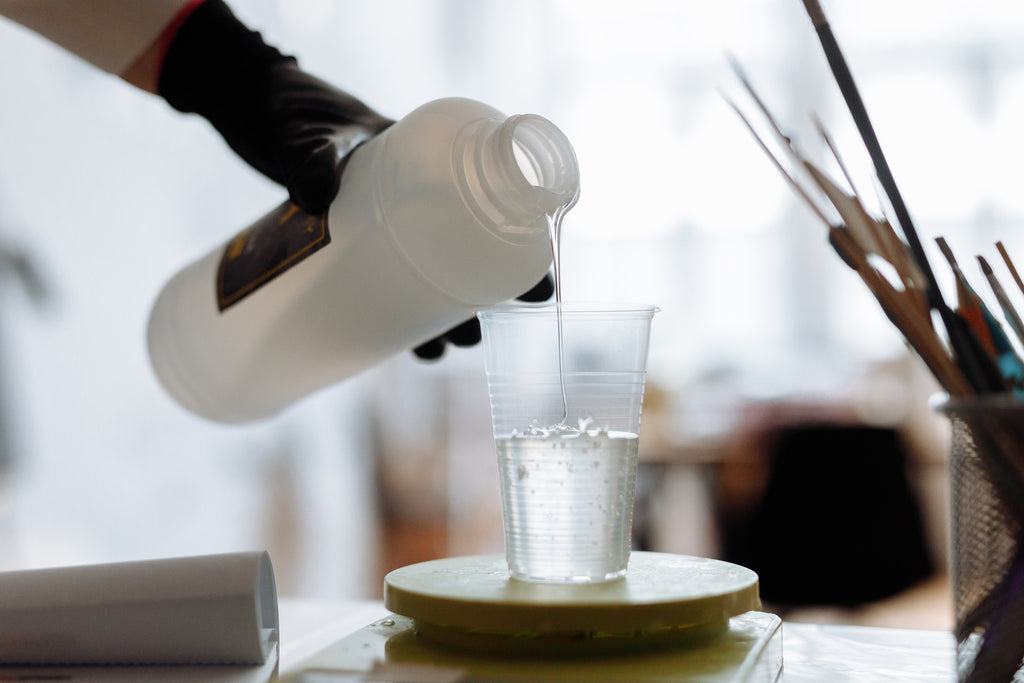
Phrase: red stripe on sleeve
[{"left": 156, "top": 0, "right": 209, "bottom": 75}]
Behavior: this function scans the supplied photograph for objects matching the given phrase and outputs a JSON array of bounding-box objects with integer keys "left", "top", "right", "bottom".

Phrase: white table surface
[{"left": 278, "top": 598, "right": 958, "bottom": 681}]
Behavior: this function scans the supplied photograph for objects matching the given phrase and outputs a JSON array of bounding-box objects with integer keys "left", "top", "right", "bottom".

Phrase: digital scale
[{"left": 282, "top": 552, "right": 783, "bottom": 682}]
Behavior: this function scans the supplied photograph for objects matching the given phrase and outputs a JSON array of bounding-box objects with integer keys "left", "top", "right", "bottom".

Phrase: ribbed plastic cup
[{"left": 478, "top": 302, "right": 657, "bottom": 583}]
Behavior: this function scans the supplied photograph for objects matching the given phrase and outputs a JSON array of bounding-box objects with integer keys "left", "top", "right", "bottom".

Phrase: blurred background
[{"left": 1, "top": 0, "right": 1023, "bottom": 629}]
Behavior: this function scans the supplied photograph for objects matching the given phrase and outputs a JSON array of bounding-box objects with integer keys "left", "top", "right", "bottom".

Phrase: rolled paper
[{"left": 0, "top": 551, "right": 277, "bottom": 665}]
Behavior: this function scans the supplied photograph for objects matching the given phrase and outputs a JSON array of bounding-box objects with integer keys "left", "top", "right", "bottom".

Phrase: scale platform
[{"left": 283, "top": 552, "right": 783, "bottom": 682}]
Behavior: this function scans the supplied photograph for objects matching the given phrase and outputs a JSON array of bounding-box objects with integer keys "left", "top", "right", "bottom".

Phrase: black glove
[
  {"left": 158, "top": 0, "right": 553, "bottom": 359},
  {"left": 412, "top": 274, "right": 555, "bottom": 360},
  {"left": 158, "top": 0, "right": 393, "bottom": 213}
]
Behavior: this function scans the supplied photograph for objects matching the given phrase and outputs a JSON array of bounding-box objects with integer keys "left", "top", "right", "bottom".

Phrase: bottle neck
[{"left": 457, "top": 114, "right": 580, "bottom": 239}]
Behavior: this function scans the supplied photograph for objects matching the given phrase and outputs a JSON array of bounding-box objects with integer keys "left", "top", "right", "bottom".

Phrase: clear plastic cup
[{"left": 478, "top": 302, "right": 657, "bottom": 583}]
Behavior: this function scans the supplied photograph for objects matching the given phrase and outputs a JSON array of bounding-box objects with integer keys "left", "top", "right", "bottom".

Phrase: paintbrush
[
  {"left": 997, "top": 242, "right": 1024, "bottom": 300},
  {"left": 979, "top": 255, "right": 1024, "bottom": 350},
  {"left": 721, "top": 93, "right": 835, "bottom": 227},
  {"left": 727, "top": 59, "right": 927, "bottom": 308},
  {"left": 799, "top": 0, "right": 934, "bottom": 302},
  {"left": 936, "top": 237, "right": 997, "bottom": 356},
  {"left": 813, "top": 116, "right": 927, "bottom": 298},
  {"left": 822, "top": 226, "right": 969, "bottom": 394},
  {"left": 936, "top": 240, "right": 1024, "bottom": 394},
  {"left": 801, "top": 160, "right": 930, "bottom": 321},
  {"left": 724, "top": 73, "right": 971, "bottom": 393},
  {"left": 800, "top": 0, "right": 1005, "bottom": 395}
]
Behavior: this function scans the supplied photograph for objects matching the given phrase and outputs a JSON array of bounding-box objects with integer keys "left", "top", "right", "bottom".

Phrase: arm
[
  {"left": 122, "top": 1, "right": 205, "bottom": 94},
  {"left": 153, "top": 0, "right": 393, "bottom": 212},
  {"left": 143, "top": 0, "right": 553, "bottom": 357},
  {"left": 0, "top": 0, "right": 193, "bottom": 78},
  {"left": 1, "top": 0, "right": 392, "bottom": 213},
  {"left": 1, "top": 0, "right": 550, "bottom": 359}
]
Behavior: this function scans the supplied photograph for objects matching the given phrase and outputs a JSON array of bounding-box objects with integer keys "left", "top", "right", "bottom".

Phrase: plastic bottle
[{"left": 147, "top": 97, "right": 580, "bottom": 423}]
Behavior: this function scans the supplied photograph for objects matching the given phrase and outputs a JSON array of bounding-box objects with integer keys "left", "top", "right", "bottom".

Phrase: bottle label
[{"left": 216, "top": 201, "right": 331, "bottom": 311}]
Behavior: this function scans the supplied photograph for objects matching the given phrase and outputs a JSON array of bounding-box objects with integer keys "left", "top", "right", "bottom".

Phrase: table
[{"left": 278, "top": 599, "right": 958, "bottom": 681}]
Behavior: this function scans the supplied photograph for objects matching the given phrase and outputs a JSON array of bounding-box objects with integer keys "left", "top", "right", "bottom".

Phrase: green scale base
[{"left": 284, "top": 552, "right": 784, "bottom": 682}]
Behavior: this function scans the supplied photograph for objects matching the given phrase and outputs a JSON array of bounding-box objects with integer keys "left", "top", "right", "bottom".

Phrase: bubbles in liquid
[{"left": 512, "top": 416, "right": 610, "bottom": 440}]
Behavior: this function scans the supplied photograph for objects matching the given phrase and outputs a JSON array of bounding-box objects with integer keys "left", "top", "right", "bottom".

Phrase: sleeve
[{"left": 0, "top": 0, "right": 196, "bottom": 75}]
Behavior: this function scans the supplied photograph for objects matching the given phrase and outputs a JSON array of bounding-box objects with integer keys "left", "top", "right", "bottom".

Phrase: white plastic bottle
[{"left": 147, "top": 97, "right": 580, "bottom": 423}]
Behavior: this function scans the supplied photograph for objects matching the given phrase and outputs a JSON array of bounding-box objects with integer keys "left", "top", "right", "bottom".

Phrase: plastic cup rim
[{"left": 478, "top": 301, "right": 659, "bottom": 320}]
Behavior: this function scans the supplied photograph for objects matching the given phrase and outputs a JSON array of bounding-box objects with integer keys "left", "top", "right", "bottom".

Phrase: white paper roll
[{"left": 0, "top": 550, "right": 278, "bottom": 665}]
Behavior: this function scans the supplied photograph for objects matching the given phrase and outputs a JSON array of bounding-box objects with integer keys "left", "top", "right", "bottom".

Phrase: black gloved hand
[
  {"left": 158, "top": 0, "right": 393, "bottom": 214},
  {"left": 412, "top": 273, "right": 555, "bottom": 360},
  {"left": 158, "top": 0, "right": 551, "bottom": 360}
]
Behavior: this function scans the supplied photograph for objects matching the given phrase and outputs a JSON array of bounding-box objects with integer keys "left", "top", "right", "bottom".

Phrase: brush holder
[{"left": 938, "top": 395, "right": 1024, "bottom": 682}]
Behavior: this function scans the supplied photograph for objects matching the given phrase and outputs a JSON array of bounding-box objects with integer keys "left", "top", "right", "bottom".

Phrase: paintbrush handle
[
  {"left": 816, "top": 24, "right": 938, "bottom": 298},
  {"left": 802, "top": 0, "right": 827, "bottom": 28},
  {"left": 980, "top": 255, "right": 1024, "bottom": 347},
  {"left": 940, "top": 304, "right": 1007, "bottom": 392},
  {"left": 997, "top": 241, "right": 1024, "bottom": 298},
  {"left": 829, "top": 227, "right": 973, "bottom": 395},
  {"left": 801, "top": 2, "right": 942, "bottom": 304},
  {"left": 801, "top": 1, "right": 1007, "bottom": 393}
]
